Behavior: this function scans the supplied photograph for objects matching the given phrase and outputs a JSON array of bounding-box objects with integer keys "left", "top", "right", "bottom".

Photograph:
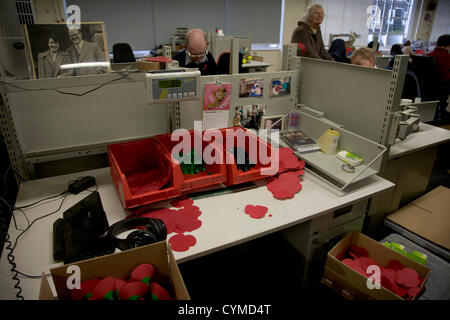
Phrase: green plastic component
[
  {"left": 407, "top": 251, "right": 427, "bottom": 265},
  {"left": 383, "top": 242, "right": 427, "bottom": 265}
]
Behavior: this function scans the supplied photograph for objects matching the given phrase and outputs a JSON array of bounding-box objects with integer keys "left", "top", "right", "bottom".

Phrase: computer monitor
[{"left": 0, "top": 37, "right": 30, "bottom": 79}]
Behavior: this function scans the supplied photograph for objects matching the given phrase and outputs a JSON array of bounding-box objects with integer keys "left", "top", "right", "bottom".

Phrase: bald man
[{"left": 173, "top": 28, "right": 217, "bottom": 75}]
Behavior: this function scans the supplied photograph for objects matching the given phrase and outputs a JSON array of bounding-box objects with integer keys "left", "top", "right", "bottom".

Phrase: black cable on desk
[
  {"left": 2, "top": 175, "right": 100, "bottom": 298},
  {"left": 4, "top": 234, "right": 24, "bottom": 300},
  {"left": 0, "top": 72, "right": 130, "bottom": 97}
]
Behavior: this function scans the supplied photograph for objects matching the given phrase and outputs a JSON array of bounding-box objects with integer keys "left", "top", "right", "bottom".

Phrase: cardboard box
[
  {"left": 39, "top": 241, "right": 190, "bottom": 300},
  {"left": 322, "top": 231, "right": 430, "bottom": 300},
  {"left": 137, "top": 60, "right": 163, "bottom": 71},
  {"left": 251, "top": 55, "right": 264, "bottom": 62},
  {"left": 386, "top": 186, "right": 450, "bottom": 251}
]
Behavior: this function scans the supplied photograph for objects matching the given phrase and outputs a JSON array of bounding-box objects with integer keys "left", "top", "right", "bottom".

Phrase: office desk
[
  {"left": 242, "top": 60, "right": 271, "bottom": 73},
  {"left": 365, "top": 123, "right": 450, "bottom": 236},
  {"left": 0, "top": 167, "right": 393, "bottom": 299}
]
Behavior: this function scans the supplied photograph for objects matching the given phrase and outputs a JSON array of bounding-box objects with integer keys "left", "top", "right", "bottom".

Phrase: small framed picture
[
  {"left": 270, "top": 76, "right": 291, "bottom": 97},
  {"left": 239, "top": 78, "right": 264, "bottom": 98},
  {"left": 260, "top": 115, "right": 285, "bottom": 131}
]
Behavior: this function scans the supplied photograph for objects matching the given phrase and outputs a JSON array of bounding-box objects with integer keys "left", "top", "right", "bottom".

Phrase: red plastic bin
[
  {"left": 107, "top": 138, "right": 182, "bottom": 209},
  {"left": 217, "top": 127, "right": 276, "bottom": 186},
  {"left": 154, "top": 130, "right": 227, "bottom": 192}
]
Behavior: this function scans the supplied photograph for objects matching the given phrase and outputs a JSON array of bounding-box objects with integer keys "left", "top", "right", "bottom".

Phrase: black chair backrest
[
  {"left": 216, "top": 51, "right": 244, "bottom": 74},
  {"left": 410, "top": 55, "right": 441, "bottom": 101},
  {"left": 112, "top": 43, "right": 136, "bottom": 63}
]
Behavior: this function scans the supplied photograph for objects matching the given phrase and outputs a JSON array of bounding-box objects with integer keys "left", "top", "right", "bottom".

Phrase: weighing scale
[{"left": 145, "top": 70, "right": 200, "bottom": 104}]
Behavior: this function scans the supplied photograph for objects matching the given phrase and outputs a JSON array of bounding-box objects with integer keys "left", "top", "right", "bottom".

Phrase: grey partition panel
[
  {"left": 298, "top": 57, "right": 392, "bottom": 144},
  {"left": 4, "top": 74, "right": 169, "bottom": 157},
  {"left": 179, "top": 71, "right": 297, "bottom": 130},
  {"left": 212, "top": 37, "right": 232, "bottom": 60}
]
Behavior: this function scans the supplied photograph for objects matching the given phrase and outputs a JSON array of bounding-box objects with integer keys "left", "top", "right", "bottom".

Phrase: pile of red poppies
[
  {"left": 70, "top": 263, "right": 172, "bottom": 300},
  {"left": 337, "top": 245, "right": 426, "bottom": 299},
  {"left": 129, "top": 197, "right": 201, "bottom": 252},
  {"left": 266, "top": 147, "right": 305, "bottom": 200}
]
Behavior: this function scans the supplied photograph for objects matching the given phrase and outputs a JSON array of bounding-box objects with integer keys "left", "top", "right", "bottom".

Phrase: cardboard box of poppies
[{"left": 322, "top": 231, "right": 430, "bottom": 300}]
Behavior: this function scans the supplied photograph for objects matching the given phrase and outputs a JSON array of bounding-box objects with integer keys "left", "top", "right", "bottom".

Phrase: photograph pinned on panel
[
  {"left": 270, "top": 76, "right": 291, "bottom": 97},
  {"left": 233, "top": 104, "right": 266, "bottom": 129},
  {"left": 24, "top": 22, "right": 110, "bottom": 79},
  {"left": 239, "top": 78, "right": 264, "bottom": 98}
]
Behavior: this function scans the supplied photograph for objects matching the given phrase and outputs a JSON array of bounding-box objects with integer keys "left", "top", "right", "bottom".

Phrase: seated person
[
  {"left": 328, "top": 39, "right": 350, "bottom": 63},
  {"left": 389, "top": 44, "right": 404, "bottom": 68},
  {"left": 426, "top": 34, "right": 450, "bottom": 124},
  {"left": 290, "top": 4, "right": 333, "bottom": 61},
  {"left": 402, "top": 40, "right": 415, "bottom": 56},
  {"left": 172, "top": 29, "right": 217, "bottom": 75},
  {"left": 350, "top": 47, "right": 376, "bottom": 68},
  {"left": 368, "top": 41, "right": 380, "bottom": 54},
  {"left": 426, "top": 34, "right": 450, "bottom": 85}
]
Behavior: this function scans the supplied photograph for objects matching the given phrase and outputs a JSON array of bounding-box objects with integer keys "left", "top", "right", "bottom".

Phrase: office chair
[
  {"left": 112, "top": 43, "right": 136, "bottom": 63},
  {"left": 216, "top": 51, "right": 244, "bottom": 74},
  {"left": 410, "top": 55, "right": 448, "bottom": 124},
  {"left": 409, "top": 55, "right": 442, "bottom": 102}
]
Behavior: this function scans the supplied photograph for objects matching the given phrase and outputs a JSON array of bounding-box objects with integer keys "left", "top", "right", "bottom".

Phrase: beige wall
[
  {"left": 33, "top": 0, "right": 66, "bottom": 24},
  {"left": 283, "top": 0, "right": 309, "bottom": 45}
]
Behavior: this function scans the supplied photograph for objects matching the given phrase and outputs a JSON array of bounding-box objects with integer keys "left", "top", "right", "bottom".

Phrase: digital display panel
[{"left": 158, "top": 79, "right": 182, "bottom": 89}]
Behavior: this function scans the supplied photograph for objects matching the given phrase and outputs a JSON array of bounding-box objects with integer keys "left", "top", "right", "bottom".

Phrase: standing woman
[
  {"left": 291, "top": 4, "right": 333, "bottom": 61},
  {"left": 37, "top": 35, "right": 70, "bottom": 78}
]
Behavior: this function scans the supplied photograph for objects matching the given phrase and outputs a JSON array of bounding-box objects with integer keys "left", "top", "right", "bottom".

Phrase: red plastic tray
[
  {"left": 217, "top": 127, "right": 276, "bottom": 186},
  {"left": 154, "top": 130, "right": 227, "bottom": 192},
  {"left": 107, "top": 138, "right": 182, "bottom": 209}
]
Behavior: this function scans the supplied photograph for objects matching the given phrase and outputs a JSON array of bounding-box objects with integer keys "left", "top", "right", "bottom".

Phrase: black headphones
[{"left": 107, "top": 217, "right": 167, "bottom": 251}]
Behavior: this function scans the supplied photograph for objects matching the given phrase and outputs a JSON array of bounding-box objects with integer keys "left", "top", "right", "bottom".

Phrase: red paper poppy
[
  {"left": 169, "top": 234, "right": 197, "bottom": 252},
  {"left": 387, "top": 259, "right": 405, "bottom": 271},
  {"left": 245, "top": 205, "right": 269, "bottom": 219},
  {"left": 349, "top": 245, "right": 370, "bottom": 258},
  {"left": 395, "top": 267, "right": 420, "bottom": 288},
  {"left": 342, "top": 258, "right": 366, "bottom": 276},
  {"left": 278, "top": 147, "right": 306, "bottom": 173}
]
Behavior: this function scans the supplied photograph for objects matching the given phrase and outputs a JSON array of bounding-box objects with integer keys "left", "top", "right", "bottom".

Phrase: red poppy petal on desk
[
  {"left": 245, "top": 205, "right": 269, "bottom": 219},
  {"left": 169, "top": 234, "right": 197, "bottom": 252}
]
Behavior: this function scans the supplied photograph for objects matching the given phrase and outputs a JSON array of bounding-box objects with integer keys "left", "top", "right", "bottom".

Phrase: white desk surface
[
  {"left": 389, "top": 123, "right": 450, "bottom": 159},
  {"left": 242, "top": 60, "right": 271, "bottom": 68},
  {"left": 0, "top": 167, "right": 393, "bottom": 299}
]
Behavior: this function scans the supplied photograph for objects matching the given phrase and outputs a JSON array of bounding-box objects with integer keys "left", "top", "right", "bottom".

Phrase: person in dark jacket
[
  {"left": 389, "top": 43, "right": 406, "bottom": 68},
  {"left": 173, "top": 29, "right": 217, "bottom": 76},
  {"left": 290, "top": 4, "right": 333, "bottom": 61},
  {"left": 329, "top": 39, "right": 350, "bottom": 63}
]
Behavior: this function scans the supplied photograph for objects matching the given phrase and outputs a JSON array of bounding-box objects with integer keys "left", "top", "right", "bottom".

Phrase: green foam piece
[
  {"left": 104, "top": 291, "right": 114, "bottom": 301},
  {"left": 141, "top": 277, "right": 151, "bottom": 286}
]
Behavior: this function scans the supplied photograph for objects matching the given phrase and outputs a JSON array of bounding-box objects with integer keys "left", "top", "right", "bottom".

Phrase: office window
[
  {"left": 312, "top": 0, "right": 372, "bottom": 47},
  {"left": 312, "top": 0, "right": 415, "bottom": 49},
  {"left": 16, "top": 0, "right": 34, "bottom": 25},
  {"left": 368, "top": 0, "right": 416, "bottom": 49}
]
